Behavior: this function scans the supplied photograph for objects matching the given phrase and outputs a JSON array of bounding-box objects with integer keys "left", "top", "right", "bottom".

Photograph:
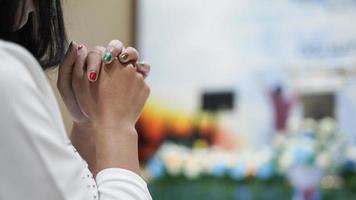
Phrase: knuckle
[
  {"left": 138, "top": 62, "right": 150, "bottom": 72},
  {"left": 112, "top": 39, "right": 123, "bottom": 44},
  {"left": 145, "top": 63, "right": 151, "bottom": 71},
  {"left": 142, "top": 65, "right": 151, "bottom": 75},
  {"left": 113, "top": 46, "right": 122, "bottom": 51},
  {"left": 110, "top": 39, "right": 123, "bottom": 48},
  {"left": 126, "top": 47, "right": 139, "bottom": 57}
]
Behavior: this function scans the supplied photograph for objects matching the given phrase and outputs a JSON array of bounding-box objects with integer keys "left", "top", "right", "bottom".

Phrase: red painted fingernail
[{"left": 88, "top": 71, "right": 97, "bottom": 81}]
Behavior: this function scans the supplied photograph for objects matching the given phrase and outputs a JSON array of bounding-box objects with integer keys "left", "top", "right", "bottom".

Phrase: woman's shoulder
[
  {"left": 0, "top": 39, "right": 33, "bottom": 53},
  {"left": 0, "top": 40, "right": 46, "bottom": 94},
  {"left": 0, "top": 40, "right": 64, "bottom": 129},
  {"left": 0, "top": 40, "right": 41, "bottom": 71},
  {"left": 0, "top": 40, "right": 67, "bottom": 141}
]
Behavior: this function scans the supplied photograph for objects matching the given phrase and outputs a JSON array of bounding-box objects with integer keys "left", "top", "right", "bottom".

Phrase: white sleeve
[
  {"left": 0, "top": 46, "right": 79, "bottom": 200},
  {"left": 96, "top": 168, "right": 152, "bottom": 200},
  {"left": 0, "top": 42, "right": 152, "bottom": 200}
]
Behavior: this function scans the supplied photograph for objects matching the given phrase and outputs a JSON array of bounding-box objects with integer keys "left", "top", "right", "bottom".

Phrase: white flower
[
  {"left": 287, "top": 116, "right": 302, "bottom": 133},
  {"left": 160, "top": 143, "right": 188, "bottom": 176},
  {"left": 316, "top": 151, "right": 332, "bottom": 169},
  {"left": 182, "top": 154, "right": 203, "bottom": 179},
  {"left": 302, "top": 118, "right": 317, "bottom": 132},
  {"left": 318, "top": 117, "right": 336, "bottom": 139},
  {"left": 204, "top": 148, "right": 229, "bottom": 174},
  {"left": 278, "top": 149, "right": 294, "bottom": 172}
]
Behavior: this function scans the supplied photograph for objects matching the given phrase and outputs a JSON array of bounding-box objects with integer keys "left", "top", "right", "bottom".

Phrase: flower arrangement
[
  {"left": 277, "top": 118, "right": 345, "bottom": 174},
  {"left": 145, "top": 142, "right": 277, "bottom": 181},
  {"left": 144, "top": 117, "right": 355, "bottom": 190}
]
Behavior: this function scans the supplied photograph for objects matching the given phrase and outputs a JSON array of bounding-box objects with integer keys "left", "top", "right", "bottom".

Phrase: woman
[{"left": 0, "top": 0, "right": 152, "bottom": 199}]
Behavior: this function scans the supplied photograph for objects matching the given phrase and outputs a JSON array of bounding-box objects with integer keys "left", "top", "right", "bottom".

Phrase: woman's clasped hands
[{"left": 57, "top": 39, "right": 151, "bottom": 174}]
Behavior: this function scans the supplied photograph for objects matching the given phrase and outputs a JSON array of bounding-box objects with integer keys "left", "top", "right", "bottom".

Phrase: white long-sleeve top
[{"left": 0, "top": 40, "right": 152, "bottom": 200}]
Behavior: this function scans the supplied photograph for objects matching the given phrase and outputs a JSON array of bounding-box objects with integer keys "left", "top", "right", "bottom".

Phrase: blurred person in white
[{"left": 0, "top": 0, "right": 152, "bottom": 199}]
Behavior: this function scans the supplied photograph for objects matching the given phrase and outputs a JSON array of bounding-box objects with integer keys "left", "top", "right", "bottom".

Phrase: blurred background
[{"left": 50, "top": 0, "right": 356, "bottom": 199}]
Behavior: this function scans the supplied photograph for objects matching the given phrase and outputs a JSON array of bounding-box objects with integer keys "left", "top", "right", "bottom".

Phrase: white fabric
[{"left": 0, "top": 40, "right": 152, "bottom": 200}]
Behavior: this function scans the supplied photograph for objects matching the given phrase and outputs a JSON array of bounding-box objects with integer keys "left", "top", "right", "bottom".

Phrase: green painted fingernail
[
  {"left": 137, "top": 61, "right": 145, "bottom": 66},
  {"left": 119, "top": 53, "right": 129, "bottom": 63},
  {"left": 103, "top": 52, "right": 112, "bottom": 62}
]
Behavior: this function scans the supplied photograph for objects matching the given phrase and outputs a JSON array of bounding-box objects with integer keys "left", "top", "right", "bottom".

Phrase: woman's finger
[
  {"left": 103, "top": 40, "right": 124, "bottom": 64},
  {"left": 72, "top": 44, "right": 88, "bottom": 85},
  {"left": 71, "top": 44, "right": 89, "bottom": 119},
  {"left": 57, "top": 41, "right": 78, "bottom": 90},
  {"left": 86, "top": 46, "right": 105, "bottom": 82},
  {"left": 119, "top": 47, "right": 139, "bottom": 65},
  {"left": 135, "top": 61, "right": 151, "bottom": 79},
  {"left": 57, "top": 41, "right": 88, "bottom": 123}
]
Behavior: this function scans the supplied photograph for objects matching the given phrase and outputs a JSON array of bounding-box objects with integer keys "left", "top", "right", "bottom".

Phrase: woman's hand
[
  {"left": 58, "top": 39, "right": 151, "bottom": 174},
  {"left": 70, "top": 40, "right": 150, "bottom": 124},
  {"left": 57, "top": 41, "right": 89, "bottom": 124},
  {"left": 72, "top": 40, "right": 150, "bottom": 174},
  {"left": 57, "top": 40, "right": 150, "bottom": 125}
]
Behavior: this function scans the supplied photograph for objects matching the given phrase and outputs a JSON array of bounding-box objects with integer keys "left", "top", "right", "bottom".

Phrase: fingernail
[
  {"left": 119, "top": 53, "right": 129, "bottom": 63},
  {"left": 88, "top": 71, "right": 97, "bottom": 81},
  {"left": 78, "top": 44, "right": 84, "bottom": 50},
  {"left": 137, "top": 61, "right": 145, "bottom": 67},
  {"left": 103, "top": 52, "right": 113, "bottom": 63}
]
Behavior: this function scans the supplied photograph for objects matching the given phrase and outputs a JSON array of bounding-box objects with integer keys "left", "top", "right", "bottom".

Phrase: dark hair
[{"left": 0, "top": 0, "right": 68, "bottom": 69}]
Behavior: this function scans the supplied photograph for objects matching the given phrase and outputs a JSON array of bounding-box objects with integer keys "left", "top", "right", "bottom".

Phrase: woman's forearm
[{"left": 71, "top": 123, "right": 97, "bottom": 174}]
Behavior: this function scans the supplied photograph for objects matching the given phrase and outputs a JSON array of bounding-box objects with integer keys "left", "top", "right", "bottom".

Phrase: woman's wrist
[
  {"left": 71, "top": 119, "right": 140, "bottom": 175},
  {"left": 94, "top": 122, "right": 141, "bottom": 175},
  {"left": 72, "top": 121, "right": 95, "bottom": 134},
  {"left": 93, "top": 120, "right": 136, "bottom": 135}
]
